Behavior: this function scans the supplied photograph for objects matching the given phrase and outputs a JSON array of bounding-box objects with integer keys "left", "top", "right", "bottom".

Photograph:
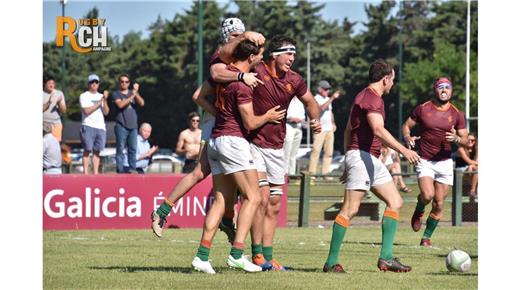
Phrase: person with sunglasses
[
  {"left": 175, "top": 111, "right": 202, "bottom": 174},
  {"left": 111, "top": 73, "right": 145, "bottom": 173},
  {"left": 455, "top": 132, "right": 478, "bottom": 200},
  {"left": 402, "top": 77, "right": 469, "bottom": 247},
  {"left": 308, "top": 80, "right": 341, "bottom": 181},
  {"left": 79, "top": 74, "right": 110, "bottom": 175}
]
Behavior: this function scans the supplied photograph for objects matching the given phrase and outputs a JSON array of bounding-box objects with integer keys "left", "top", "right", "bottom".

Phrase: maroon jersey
[
  {"left": 410, "top": 101, "right": 466, "bottom": 161},
  {"left": 347, "top": 87, "right": 385, "bottom": 157},
  {"left": 208, "top": 48, "right": 224, "bottom": 87},
  {"left": 249, "top": 62, "right": 308, "bottom": 149},
  {"left": 211, "top": 65, "right": 253, "bottom": 139}
]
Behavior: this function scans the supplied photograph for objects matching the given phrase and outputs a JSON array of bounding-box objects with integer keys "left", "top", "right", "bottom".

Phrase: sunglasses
[
  {"left": 120, "top": 80, "right": 130, "bottom": 84},
  {"left": 191, "top": 119, "right": 200, "bottom": 122},
  {"left": 89, "top": 80, "right": 99, "bottom": 84},
  {"left": 436, "top": 83, "right": 451, "bottom": 90},
  {"left": 468, "top": 139, "right": 475, "bottom": 142}
]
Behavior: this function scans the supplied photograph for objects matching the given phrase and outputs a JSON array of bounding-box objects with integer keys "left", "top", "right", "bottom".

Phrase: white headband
[{"left": 270, "top": 45, "right": 296, "bottom": 56}]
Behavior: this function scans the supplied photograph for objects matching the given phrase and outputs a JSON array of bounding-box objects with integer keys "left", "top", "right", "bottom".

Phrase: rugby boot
[
  {"left": 252, "top": 254, "right": 272, "bottom": 271},
  {"left": 270, "top": 259, "right": 293, "bottom": 271},
  {"left": 420, "top": 238, "right": 432, "bottom": 247},
  {"left": 411, "top": 209, "right": 424, "bottom": 232},
  {"left": 151, "top": 210, "right": 167, "bottom": 238},
  {"left": 377, "top": 257, "right": 412, "bottom": 272},
  {"left": 323, "top": 263, "right": 346, "bottom": 273},
  {"left": 218, "top": 220, "right": 236, "bottom": 245}
]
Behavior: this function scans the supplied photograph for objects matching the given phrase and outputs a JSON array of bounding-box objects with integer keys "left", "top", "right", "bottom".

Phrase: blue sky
[{"left": 43, "top": 0, "right": 381, "bottom": 42}]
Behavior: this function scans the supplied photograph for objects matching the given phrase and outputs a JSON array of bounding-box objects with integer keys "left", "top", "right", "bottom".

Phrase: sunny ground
[{"left": 44, "top": 182, "right": 477, "bottom": 289}]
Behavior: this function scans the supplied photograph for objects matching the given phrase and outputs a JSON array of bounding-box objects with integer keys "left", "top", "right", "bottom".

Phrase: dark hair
[
  {"left": 232, "top": 39, "right": 262, "bottom": 61},
  {"left": 267, "top": 35, "right": 296, "bottom": 55},
  {"left": 368, "top": 59, "right": 394, "bottom": 83},
  {"left": 188, "top": 111, "right": 199, "bottom": 120},
  {"left": 118, "top": 73, "right": 130, "bottom": 82},
  {"left": 43, "top": 75, "right": 55, "bottom": 85}
]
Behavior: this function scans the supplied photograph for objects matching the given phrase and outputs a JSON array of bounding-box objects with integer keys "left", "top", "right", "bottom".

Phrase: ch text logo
[{"left": 56, "top": 16, "right": 111, "bottom": 53}]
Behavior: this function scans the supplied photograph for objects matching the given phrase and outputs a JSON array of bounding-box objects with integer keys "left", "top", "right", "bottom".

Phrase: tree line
[{"left": 43, "top": 0, "right": 478, "bottom": 150}]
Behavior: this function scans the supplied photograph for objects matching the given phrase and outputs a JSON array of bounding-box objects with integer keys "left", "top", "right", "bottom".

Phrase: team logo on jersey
[
  {"left": 263, "top": 75, "right": 271, "bottom": 82},
  {"left": 448, "top": 115, "right": 453, "bottom": 123},
  {"left": 286, "top": 83, "right": 293, "bottom": 93},
  {"left": 56, "top": 16, "right": 111, "bottom": 53}
]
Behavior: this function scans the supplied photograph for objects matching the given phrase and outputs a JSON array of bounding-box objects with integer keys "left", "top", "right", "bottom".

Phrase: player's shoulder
[{"left": 449, "top": 102, "right": 462, "bottom": 113}]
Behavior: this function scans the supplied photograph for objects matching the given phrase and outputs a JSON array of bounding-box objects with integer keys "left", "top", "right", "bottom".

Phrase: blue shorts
[{"left": 80, "top": 125, "right": 106, "bottom": 152}]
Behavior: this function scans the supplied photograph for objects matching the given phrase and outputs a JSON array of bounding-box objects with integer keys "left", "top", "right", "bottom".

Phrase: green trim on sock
[
  {"left": 157, "top": 201, "right": 172, "bottom": 218},
  {"left": 230, "top": 247, "right": 244, "bottom": 260},
  {"left": 196, "top": 245, "right": 210, "bottom": 262},
  {"left": 423, "top": 216, "right": 440, "bottom": 239},
  {"left": 252, "top": 244, "right": 263, "bottom": 256},
  {"left": 263, "top": 246, "right": 273, "bottom": 261},
  {"left": 325, "top": 221, "right": 347, "bottom": 267},
  {"left": 380, "top": 216, "right": 398, "bottom": 260}
]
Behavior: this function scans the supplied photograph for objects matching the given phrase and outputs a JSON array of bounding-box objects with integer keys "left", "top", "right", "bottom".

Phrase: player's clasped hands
[{"left": 266, "top": 105, "right": 286, "bottom": 124}]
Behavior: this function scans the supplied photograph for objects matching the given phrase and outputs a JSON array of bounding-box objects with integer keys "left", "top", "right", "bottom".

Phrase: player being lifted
[
  {"left": 220, "top": 35, "right": 322, "bottom": 271},
  {"left": 191, "top": 38, "right": 286, "bottom": 274},
  {"left": 402, "top": 77, "right": 468, "bottom": 247},
  {"left": 151, "top": 18, "right": 264, "bottom": 241},
  {"left": 323, "top": 59, "right": 420, "bottom": 273}
]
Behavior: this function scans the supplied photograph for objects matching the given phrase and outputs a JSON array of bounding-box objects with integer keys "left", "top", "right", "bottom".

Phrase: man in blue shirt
[
  {"left": 124, "top": 122, "right": 158, "bottom": 173},
  {"left": 112, "top": 73, "right": 145, "bottom": 173}
]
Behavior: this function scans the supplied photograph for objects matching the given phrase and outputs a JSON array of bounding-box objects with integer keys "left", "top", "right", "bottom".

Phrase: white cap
[{"left": 88, "top": 74, "right": 100, "bottom": 82}]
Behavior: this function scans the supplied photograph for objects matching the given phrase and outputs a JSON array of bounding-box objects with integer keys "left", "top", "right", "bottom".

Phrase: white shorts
[
  {"left": 344, "top": 150, "right": 393, "bottom": 191},
  {"left": 207, "top": 135, "right": 256, "bottom": 175},
  {"left": 415, "top": 158, "right": 453, "bottom": 185},
  {"left": 200, "top": 114, "right": 216, "bottom": 141},
  {"left": 250, "top": 143, "right": 285, "bottom": 186}
]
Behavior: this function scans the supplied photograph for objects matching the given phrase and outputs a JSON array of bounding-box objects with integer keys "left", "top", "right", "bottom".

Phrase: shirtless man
[{"left": 176, "top": 112, "right": 202, "bottom": 173}]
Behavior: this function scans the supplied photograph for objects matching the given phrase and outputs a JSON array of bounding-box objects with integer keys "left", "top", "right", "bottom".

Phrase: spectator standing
[
  {"left": 42, "top": 76, "right": 67, "bottom": 142},
  {"left": 308, "top": 80, "right": 340, "bottom": 179},
  {"left": 79, "top": 74, "right": 110, "bottom": 175},
  {"left": 43, "top": 122, "right": 62, "bottom": 174},
  {"left": 175, "top": 112, "right": 202, "bottom": 173},
  {"left": 112, "top": 73, "right": 145, "bottom": 173},
  {"left": 123, "top": 122, "right": 158, "bottom": 174},
  {"left": 283, "top": 97, "right": 306, "bottom": 175}
]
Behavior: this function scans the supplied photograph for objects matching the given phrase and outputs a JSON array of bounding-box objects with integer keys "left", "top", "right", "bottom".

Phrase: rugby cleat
[
  {"left": 377, "top": 257, "right": 412, "bottom": 272},
  {"left": 420, "top": 238, "right": 432, "bottom": 247},
  {"left": 227, "top": 255, "right": 262, "bottom": 272},
  {"left": 323, "top": 263, "right": 346, "bottom": 273},
  {"left": 191, "top": 256, "right": 216, "bottom": 274},
  {"left": 151, "top": 210, "right": 167, "bottom": 238},
  {"left": 411, "top": 209, "right": 424, "bottom": 232},
  {"left": 253, "top": 254, "right": 273, "bottom": 271},
  {"left": 218, "top": 220, "right": 236, "bottom": 245},
  {"left": 270, "top": 259, "right": 293, "bottom": 271}
]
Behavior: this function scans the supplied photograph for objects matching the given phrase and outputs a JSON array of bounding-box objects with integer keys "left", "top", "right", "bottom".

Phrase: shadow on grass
[
  {"left": 427, "top": 271, "right": 478, "bottom": 277},
  {"left": 89, "top": 266, "right": 193, "bottom": 273},
  {"left": 435, "top": 254, "right": 478, "bottom": 259},
  {"left": 346, "top": 241, "right": 408, "bottom": 246}
]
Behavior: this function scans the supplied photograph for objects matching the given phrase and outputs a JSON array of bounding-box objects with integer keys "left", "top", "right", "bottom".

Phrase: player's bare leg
[
  {"left": 371, "top": 181, "right": 411, "bottom": 272},
  {"left": 192, "top": 174, "right": 234, "bottom": 274},
  {"left": 152, "top": 144, "right": 210, "bottom": 238},
  {"left": 226, "top": 169, "right": 262, "bottom": 272},
  {"left": 411, "top": 176, "right": 435, "bottom": 232},
  {"left": 262, "top": 184, "right": 288, "bottom": 271},
  {"left": 251, "top": 178, "right": 270, "bottom": 270},
  {"left": 420, "top": 181, "right": 449, "bottom": 246}
]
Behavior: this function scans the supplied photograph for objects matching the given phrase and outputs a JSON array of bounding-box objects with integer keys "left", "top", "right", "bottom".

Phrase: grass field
[{"left": 44, "top": 224, "right": 477, "bottom": 289}]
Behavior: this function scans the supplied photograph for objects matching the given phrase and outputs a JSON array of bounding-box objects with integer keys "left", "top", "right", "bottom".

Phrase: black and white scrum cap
[{"left": 221, "top": 18, "right": 245, "bottom": 42}]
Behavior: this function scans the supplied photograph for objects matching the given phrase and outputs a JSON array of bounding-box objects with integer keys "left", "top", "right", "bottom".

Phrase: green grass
[{"left": 44, "top": 225, "right": 477, "bottom": 289}]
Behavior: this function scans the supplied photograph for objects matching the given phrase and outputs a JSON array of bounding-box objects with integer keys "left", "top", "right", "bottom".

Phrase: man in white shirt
[
  {"left": 308, "top": 80, "right": 340, "bottom": 178},
  {"left": 79, "top": 74, "right": 110, "bottom": 175},
  {"left": 43, "top": 122, "right": 62, "bottom": 174},
  {"left": 282, "top": 97, "right": 306, "bottom": 175}
]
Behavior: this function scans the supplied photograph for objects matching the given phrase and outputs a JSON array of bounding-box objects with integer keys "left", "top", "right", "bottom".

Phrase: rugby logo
[{"left": 56, "top": 16, "right": 111, "bottom": 53}]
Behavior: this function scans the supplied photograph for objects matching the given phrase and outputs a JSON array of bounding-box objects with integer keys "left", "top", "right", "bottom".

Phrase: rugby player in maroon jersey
[
  {"left": 220, "top": 35, "right": 322, "bottom": 271},
  {"left": 323, "top": 59, "right": 420, "bottom": 273},
  {"left": 402, "top": 77, "right": 469, "bottom": 247}
]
